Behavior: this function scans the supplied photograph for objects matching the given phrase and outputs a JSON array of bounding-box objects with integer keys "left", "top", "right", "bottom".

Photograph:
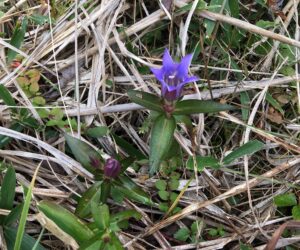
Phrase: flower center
[{"left": 164, "top": 73, "right": 179, "bottom": 86}]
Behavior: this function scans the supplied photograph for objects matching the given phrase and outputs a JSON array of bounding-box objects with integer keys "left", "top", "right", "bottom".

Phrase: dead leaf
[
  {"left": 267, "top": 107, "right": 283, "bottom": 124},
  {"left": 267, "top": 0, "right": 286, "bottom": 20},
  {"left": 274, "top": 94, "right": 290, "bottom": 104},
  {"left": 36, "top": 212, "right": 79, "bottom": 249}
]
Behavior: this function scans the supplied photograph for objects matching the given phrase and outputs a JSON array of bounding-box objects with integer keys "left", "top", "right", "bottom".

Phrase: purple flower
[
  {"left": 150, "top": 49, "right": 199, "bottom": 101},
  {"left": 104, "top": 158, "right": 121, "bottom": 179}
]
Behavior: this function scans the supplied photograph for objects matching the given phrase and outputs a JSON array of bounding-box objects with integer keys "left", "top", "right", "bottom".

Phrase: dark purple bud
[
  {"left": 89, "top": 156, "right": 101, "bottom": 168},
  {"left": 104, "top": 158, "right": 121, "bottom": 178}
]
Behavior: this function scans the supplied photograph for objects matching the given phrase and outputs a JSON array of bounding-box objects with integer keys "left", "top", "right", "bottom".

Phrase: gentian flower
[
  {"left": 104, "top": 158, "right": 121, "bottom": 179},
  {"left": 150, "top": 49, "right": 199, "bottom": 101}
]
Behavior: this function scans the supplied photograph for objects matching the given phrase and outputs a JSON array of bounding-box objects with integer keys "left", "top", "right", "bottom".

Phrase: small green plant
[
  {"left": 38, "top": 201, "right": 141, "bottom": 249},
  {"left": 173, "top": 220, "right": 204, "bottom": 243},
  {"left": 16, "top": 69, "right": 46, "bottom": 106},
  {"left": 155, "top": 172, "right": 181, "bottom": 214},
  {"left": 274, "top": 193, "right": 300, "bottom": 220},
  {"left": 208, "top": 225, "right": 225, "bottom": 238}
]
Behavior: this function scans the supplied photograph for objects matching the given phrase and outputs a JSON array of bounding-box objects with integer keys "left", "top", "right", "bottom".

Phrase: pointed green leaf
[
  {"left": 108, "top": 232, "right": 124, "bottom": 250},
  {"left": 75, "top": 182, "right": 102, "bottom": 218},
  {"left": 100, "top": 180, "right": 111, "bottom": 203},
  {"left": 7, "top": 17, "right": 28, "bottom": 63},
  {"left": 222, "top": 140, "right": 264, "bottom": 165},
  {"left": 0, "top": 167, "right": 16, "bottom": 210},
  {"left": 113, "top": 176, "right": 156, "bottom": 206},
  {"left": 65, "top": 134, "right": 103, "bottom": 172},
  {"left": 14, "top": 164, "right": 39, "bottom": 250},
  {"left": 174, "top": 115, "right": 193, "bottom": 130},
  {"left": 127, "top": 90, "right": 164, "bottom": 112},
  {"left": 86, "top": 126, "right": 109, "bottom": 138},
  {"left": 149, "top": 115, "right": 176, "bottom": 175},
  {"left": 3, "top": 203, "right": 23, "bottom": 226},
  {"left": 240, "top": 92, "right": 250, "bottom": 121},
  {"left": 112, "top": 134, "right": 146, "bottom": 160},
  {"left": 186, "top": 156, "right": 220, "bottom": 172},
  {"left": 266, "top": 92, "right": 284, "bottom": 115},
  {"left": 78, "top": 235, "right": 104, "bottom": 250},
  {"left": 173, "top": 100, "right": 235, "bottom": 115},
  {"left": 38, "top": 201, "right": 94, "bottom": 243},
  {"left": 110, "top": 210, "right": 141, "bottom": 224},
  {"left": 0, "top": 85, "right": 17, "bottom": 113}
]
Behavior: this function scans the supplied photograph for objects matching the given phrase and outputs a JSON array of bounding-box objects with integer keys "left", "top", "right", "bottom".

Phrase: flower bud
[{"left": 104, "top": 158, "right": 121, "bottom": 178}]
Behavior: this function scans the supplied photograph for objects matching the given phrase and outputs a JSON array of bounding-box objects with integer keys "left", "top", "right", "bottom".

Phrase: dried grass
[{"left": 1, "top": 0, "right": 300, "bottom": 249}]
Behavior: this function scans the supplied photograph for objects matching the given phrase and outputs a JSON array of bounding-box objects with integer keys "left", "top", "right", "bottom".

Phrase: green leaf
[
  {"left": 0, "top": 167, "right": 16, "bottom": 210},
  {"left": 91, "top": 203, "right": 110, "bottom": 231},
  {"left": 174, "top": 115, "right": 193, "bottom": 130},
  {"left": 7, "top": 17, "right": 28, "bottom": 63},
  {"left": 222, "top": 140, "right": 264, "bottom": 165},
  {"left": 228, "top": 0, "right": 239, "bottom": 17},
  {"left": 114, "top": 176, "right": 156, "bottom": 206},
  {"left": 158, "top": 190, "right": 169, "bottom": 201},
  {"left": 110, "top": 187, "right": 125, "bottom": 203},
  {"left": 110, "top": 210, "right": 141, "bottom": 224},
  {"left": 0, "top": 85, "right": 17, "bottom": 113},
  {"left": 86, "top": 126, "right": 109, "bottom": 138},
  {"left": 186, "top": 156, "right": 220, "bottom": 172},
  {"left": 158, "top": 203, "right": 169, "bottom": 212},
  {"left": 191, "top": 221, "right": 202, "bottom": 234},
  {"left": 65, "top": 134, "right": 103, "bottom": 172},
  {"left": 204, "top": 0, "right": 222, "bottom": 37},
  {"left": 149, "top": 115, "right": 176, "bottom": 175},
  {"left": 266, "top": 92, "right": 284, "bottom": 115},
  {"left": 292, "top": 205, "right": 300, "bottom": 220},
  {"left": 100, "top": 180, "right": 111, "bottom": 203},
  {"left": 127, "top": 90, "right": 164, "bottom": 112},
  {"left": 4, "top": 227, "right": 46, "bottom": 250},
  {"left": 14, "top": 165, "right": 39, "bottom": 250},
  {"left": 174, "top": 228, "right": 190, "bottom": 242},
  {"left": 32, "top": 96, "right": 45, "bottom": 106},
  {"left": 49, "top": 108, "right": 64, "bottom": 120},
  {"left": 178, "top": 0, "right": 207, "bottom": 12},
  {"left": 78, "top": 236, "right": 104, "bottom": 250},
  {"left": 38, "top": 201, "right": 94, "bottom": 244},
  {"left": 155, "top": 180, "right": 167, "bottom": 191},
  {"left": 168, "top": 178, "right": 179, "bottom": 191},
  {"left": 75, "top": 182, "right": 102, "bottom": 218},
  {"left": 173, "top": 100, "right": 235, "bottom": 115},
  {"left": 112, "top": 134, "right": 146, "bottom": 160},
  {"left": 3, "top": 203, "right": 23, "bottom": 226},
  {"left": 240, "top": 92, "right": 250, "bottom": 121},
  {"left": 113, "top": 184, "right": 154, "bottom": 206},
  {"left": 274, "top": 193, "right": 297, "bottom": 207},
  {"left": 256, "top": 20, "right": 275, "bottom": 29},
  {"left": 107, "top": 232, "right": 124, "bottom": 250}
]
